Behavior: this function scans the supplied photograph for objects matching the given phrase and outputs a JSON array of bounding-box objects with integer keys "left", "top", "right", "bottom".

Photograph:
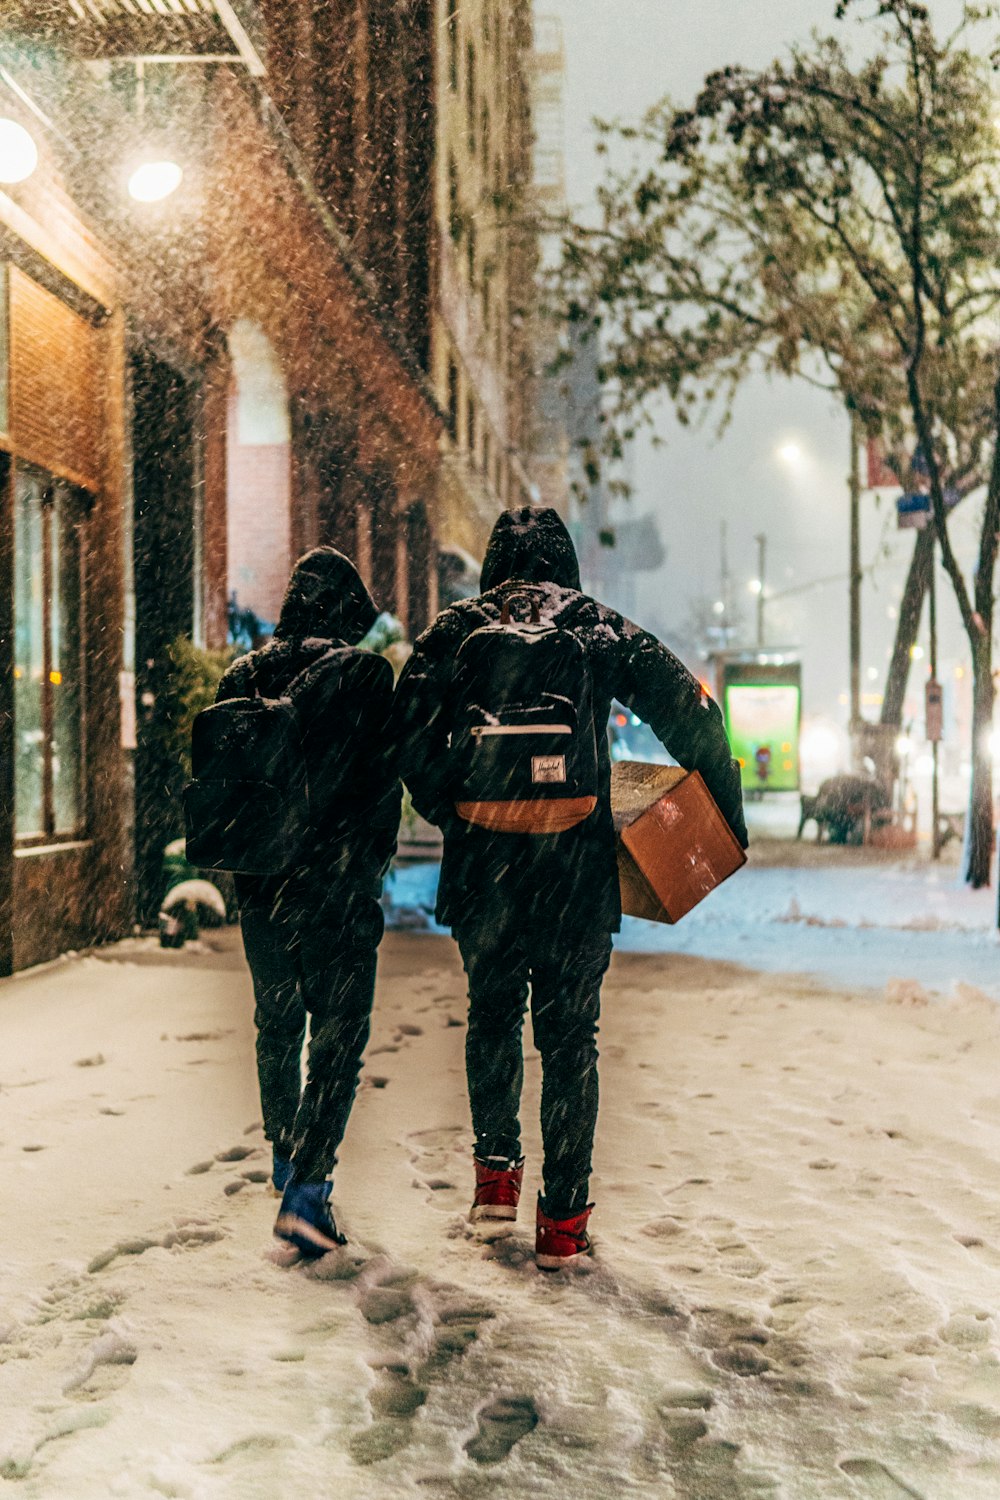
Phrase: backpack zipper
[{"left": 470, "top": 724, "right": 572, "bottom": 737}]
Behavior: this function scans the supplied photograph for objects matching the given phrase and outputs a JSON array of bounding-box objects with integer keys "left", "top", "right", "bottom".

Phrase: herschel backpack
[
  {"left": 183, "top": 652, "right": 349, "bottom": 876},
  {"left": 450, "top": 592, "right": 599, "bottom": 834}
]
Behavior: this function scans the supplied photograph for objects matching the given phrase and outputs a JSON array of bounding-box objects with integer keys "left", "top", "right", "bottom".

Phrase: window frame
[{"left": 13, "top": 463, "right": 89, "bottom": 848}]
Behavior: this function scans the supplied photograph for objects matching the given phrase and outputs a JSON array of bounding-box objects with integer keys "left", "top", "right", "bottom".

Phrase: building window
[
  {"left": 448, "top": 6, "right": 459, "bottom": 90},
  {"left": 14, "top": 464, "right": 86, "bottom": 840},
  {"left": 447, "top": 358, "right": 460, "bottom": 440},
  {"left": 466, "top": 41, "right": 476, "bottom": 152},
  {"left": 467, "top": 219, "right": 477, "bottom": 284},
  {"left": 466, "top": 394, "right": 476, "bottom": 457},
  {"left": 448, "top": 153, "right": 461, "bottom": 241}
]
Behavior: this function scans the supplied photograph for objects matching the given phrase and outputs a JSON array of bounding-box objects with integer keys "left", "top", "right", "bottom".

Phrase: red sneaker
[
  {"left": 535, "top": 1197, "right": 594, "bottom": 1269},
  {"left": 470, "top": 1156, "right": 524, "bottom": 1222}
]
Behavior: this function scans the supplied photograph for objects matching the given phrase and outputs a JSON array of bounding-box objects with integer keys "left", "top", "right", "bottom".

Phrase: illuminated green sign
[{"left": 724, "top": 682, "right": 801, "bottom": 793}]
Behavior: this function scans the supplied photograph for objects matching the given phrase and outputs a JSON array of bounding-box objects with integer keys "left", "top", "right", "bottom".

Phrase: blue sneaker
[
  {"left": 274, "top": 1180, "right": 346, "bottom": 1258},
  {"left": 272, "top": 1150, "right": 294, "bottom": 1195}
]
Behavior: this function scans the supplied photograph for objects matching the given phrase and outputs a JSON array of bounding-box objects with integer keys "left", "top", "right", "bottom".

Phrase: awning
[{"left": 8, "top": 1, "right": 266, "bottom": 75}]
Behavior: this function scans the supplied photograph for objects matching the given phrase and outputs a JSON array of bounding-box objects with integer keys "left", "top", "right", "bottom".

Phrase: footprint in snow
[
  {"left": 348, "top": 1262, "right": 497, "bottom": 1465},
  {"left": 368, "top": 1359, "right": 428, "bottom": 1418},
  {"left": 62, "top": 1327, "right": 138, "bottom": 1395},
  {"left": 87, "top": 1221, "right": 226, "bottom": 1273},
  {"left": 838, "top": 1457, "right": 926, "bottom": 1498},
  {"left": 359, "top": 1285, "right": 417, "bottom": 1326},
  {"left": 406, "top": 1125, "right": 469, "bottom": 1214},
  {"left": 714, "top": 1236, "right": 767, "bottom": 1281},
  {"left": 464, "top": 1394, "right": 539, "bottom": 1465}
]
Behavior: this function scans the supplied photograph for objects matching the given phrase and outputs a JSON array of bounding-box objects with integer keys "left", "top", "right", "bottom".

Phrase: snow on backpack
[
  {"left": 183, "top": 653, "right": 348, "bottom": 876},
  {"left": 450, "top": 592, "right": 599, "bottom": 834}
]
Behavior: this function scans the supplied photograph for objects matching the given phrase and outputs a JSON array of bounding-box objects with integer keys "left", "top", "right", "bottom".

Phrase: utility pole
[
  {"left": 754, "top": 532, "right": 766, "bottom": 648},
  {"left": 928, "top": 545, "right": 942, "bottom": 860},
  {"left": 849, "top": 411, "right": 862, "bottom": 736}
]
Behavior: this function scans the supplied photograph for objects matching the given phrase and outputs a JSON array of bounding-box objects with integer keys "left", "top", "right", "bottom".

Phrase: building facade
[
  {"left": 430, "top": 0, "right": 537, "bottom": 574},
  {"left": 0, "top": 1, "right": 443, "bottom": 967}
]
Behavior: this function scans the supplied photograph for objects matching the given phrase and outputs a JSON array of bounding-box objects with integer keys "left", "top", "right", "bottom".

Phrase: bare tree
[{"left": 553, "top": 0, "right": 1000, "bottom": 884}]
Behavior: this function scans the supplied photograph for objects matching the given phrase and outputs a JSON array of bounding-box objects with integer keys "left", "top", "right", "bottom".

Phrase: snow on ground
[{"left": 6, "top": 913, "right": 1000, "bottom": 1498}]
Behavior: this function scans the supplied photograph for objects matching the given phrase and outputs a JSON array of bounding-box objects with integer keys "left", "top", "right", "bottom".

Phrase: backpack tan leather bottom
[{"left": 455, "top": 797, "right": 597, "bottom": 834}]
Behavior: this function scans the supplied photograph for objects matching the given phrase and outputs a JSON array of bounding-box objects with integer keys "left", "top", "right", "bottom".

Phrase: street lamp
[
  {"left": 127, "top": 158, "right": 183, "bottom": 203},
  {"left": 0, "top": 118, "right": 37, "bottom": 184}
]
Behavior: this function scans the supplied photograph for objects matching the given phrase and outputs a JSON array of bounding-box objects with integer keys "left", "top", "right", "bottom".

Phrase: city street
[{"left": 6, "top": 870, "right": 1000, "bottom": 1499}]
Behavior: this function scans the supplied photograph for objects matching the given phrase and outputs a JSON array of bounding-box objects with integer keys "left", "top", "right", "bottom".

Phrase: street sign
[
  {"left": 897, "top": 493, "right": 930, "bottom": 529},
  {"left": 925, "top": 679, "right": 943, "bottom": 743},
  {"left": 896, "top": 487, "right": 961, "bottom": 530}
]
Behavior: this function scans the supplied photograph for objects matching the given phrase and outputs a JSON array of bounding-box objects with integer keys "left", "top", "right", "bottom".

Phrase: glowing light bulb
[
  {"left": 128, "top": 159, "right": 182, "bottom": 203},
  {"left": 0, "top": 118, "right": 38, "bottom": 185}
]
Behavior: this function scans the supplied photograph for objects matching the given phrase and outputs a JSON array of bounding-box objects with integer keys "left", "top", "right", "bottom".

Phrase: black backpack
[
  {"left": 450, "top": 592, "right": 599, "bottom": 834},
  {"left": 183, "top": 653, "right": 347, "bottom": 876}
]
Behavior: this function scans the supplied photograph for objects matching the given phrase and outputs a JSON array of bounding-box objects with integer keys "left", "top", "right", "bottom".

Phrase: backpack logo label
[{"left": 532, "top": 754, "right": 566, "bottom": 784}]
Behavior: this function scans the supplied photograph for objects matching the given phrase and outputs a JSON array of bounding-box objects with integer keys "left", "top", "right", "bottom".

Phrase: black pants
[
  {"left": 240, "top": 905, "right": 378, "bottom": 1184},
  {"left": 455, "top": 909, "right": 613, "bottom": 1218}
]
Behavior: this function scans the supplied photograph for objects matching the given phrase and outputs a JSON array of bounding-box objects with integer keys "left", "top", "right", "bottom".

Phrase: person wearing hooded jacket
[
  {"left": 393, "top": 507, "right": 747, "bottom": 1268},
  {"left": 215, "top": 547, "right": 401, "bottom": 1255}
]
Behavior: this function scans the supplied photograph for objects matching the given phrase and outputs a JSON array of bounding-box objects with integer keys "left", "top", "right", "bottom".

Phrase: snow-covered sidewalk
[{"left": 5, "top": 925, "right": 1000, "bottom": 1498}]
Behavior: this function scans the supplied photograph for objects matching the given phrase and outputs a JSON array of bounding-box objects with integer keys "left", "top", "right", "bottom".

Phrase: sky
[{"left": 542, "top": 0, "right": 978, "bottom": 768}]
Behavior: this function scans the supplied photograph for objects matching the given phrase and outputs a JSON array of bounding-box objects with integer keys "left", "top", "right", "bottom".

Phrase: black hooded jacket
[
  {"left": 394, "top": 507, "right": 747, "bottom": 933},
  {"left": 216, "top": 547, "right": 401, "bottom": 932}
]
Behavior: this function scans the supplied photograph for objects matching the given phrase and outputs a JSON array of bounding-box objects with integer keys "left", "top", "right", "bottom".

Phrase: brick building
[
  {"left": 431, "top": 0, "right": 539, "bottom": 568},
  {"left": 0, "top": 2, "right": 444, "bottom": 967},
  {"left": 258, "top": 0, "right": 540, "bottom": 585}
]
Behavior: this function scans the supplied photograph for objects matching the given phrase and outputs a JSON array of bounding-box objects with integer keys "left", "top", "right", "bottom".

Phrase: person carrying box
[{"left": 393, "top": 506, "right": 747, "bottom": 1268}]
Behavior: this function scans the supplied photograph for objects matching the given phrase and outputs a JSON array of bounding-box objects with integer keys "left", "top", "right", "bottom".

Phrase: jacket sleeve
[
  {"left": 391, "top": 617, "right": 460, "bottom": 830},
  {"left": 615, "top": 627, "right": 748, "bottom": 848},
  {"left": 214, "top": 653, "right": 253, "bottom": 703}
]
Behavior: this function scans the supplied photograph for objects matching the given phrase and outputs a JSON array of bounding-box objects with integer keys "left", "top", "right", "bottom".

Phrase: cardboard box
[{"left": 611, "top": 760, "right": 747, "bottom": 924}]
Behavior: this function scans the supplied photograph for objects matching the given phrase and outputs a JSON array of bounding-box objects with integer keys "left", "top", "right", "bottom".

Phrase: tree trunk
[
  {"left": 880, "top": 525, "right": 934, "bottom": 728},
  {"left": 964, "top": 635, "right": 995, "bottom": 888}
]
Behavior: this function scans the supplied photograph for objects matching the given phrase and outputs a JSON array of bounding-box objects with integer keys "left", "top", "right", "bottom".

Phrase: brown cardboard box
[{"left": 611, "top": 761, "right": 747, "bottom": 924}]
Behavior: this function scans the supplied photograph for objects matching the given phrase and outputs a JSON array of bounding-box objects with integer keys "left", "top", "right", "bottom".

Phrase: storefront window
[
  {"left": 13, "top": 464, "right": 86, "bottom": 840},
  {"left": 14, "top": 471, "right": 44, "bottom": 836},
  {"left": 51, "top": 489, "right": 83, "bottom": 833}
]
